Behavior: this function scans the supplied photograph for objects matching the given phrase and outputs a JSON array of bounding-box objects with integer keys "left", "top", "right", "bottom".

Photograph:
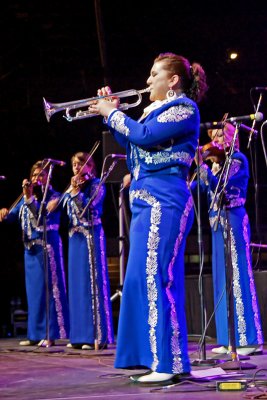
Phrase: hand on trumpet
[{"left": 88, "top": 86, "right": 120, "bottom": 118}]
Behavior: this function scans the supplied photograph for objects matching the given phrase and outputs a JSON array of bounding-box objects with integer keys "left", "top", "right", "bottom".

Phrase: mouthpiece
[{"left": 138, "top": 88, "right": 151, "bottom": 94}]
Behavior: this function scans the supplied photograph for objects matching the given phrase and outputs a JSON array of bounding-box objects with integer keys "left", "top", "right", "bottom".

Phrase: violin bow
[
  {"left": 47, "top": 140, "right": 101, "bottom": 213},
  {"left": 210, "top": 112, "right": 229, "bottom": 142}
]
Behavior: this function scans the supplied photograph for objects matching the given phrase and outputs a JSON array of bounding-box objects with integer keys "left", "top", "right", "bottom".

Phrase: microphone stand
[
  {"left": 248, "top": 94, "right": 263, "bottom": 252},
  {"left": 247, "top": 93, "right": 262, "bottom": 150},
  {"left": 36, "top": 163, "right": 54, "bottom": 348},
  {"left": 110, "top": 183, "right": 127, "bottom": 303},
  {"left": 210, "top": 124, "right": 256, "bottom": 370},
  {"left": 191, "top": 146, "right": 218, "bottom": 367},
  {"left": 84, "top": 203, "right": 99, "bottom": 351}
]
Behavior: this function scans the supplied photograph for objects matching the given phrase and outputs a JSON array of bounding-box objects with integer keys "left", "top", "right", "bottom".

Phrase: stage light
[{"left": 229, "top": 52, "right": 238, "bottom": 60}]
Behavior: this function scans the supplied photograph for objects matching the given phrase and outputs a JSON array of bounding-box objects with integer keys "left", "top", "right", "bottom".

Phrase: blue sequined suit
[
  {"left": 105, "top": 94, "right": 199, "bottom": 374},
  {"left": 7, "top": 188, "right": 69, "bottom": 341},
  {"left": 195, "top": 151, "right": 263, "bottom": 346},
  {"left": 62, "top": 178, "right": 114, "bottom": 346}
]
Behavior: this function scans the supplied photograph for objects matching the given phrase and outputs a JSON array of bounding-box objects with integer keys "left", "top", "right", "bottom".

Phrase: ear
[{"left": 169, "top": 74, "right": 179, "bottom": 88}]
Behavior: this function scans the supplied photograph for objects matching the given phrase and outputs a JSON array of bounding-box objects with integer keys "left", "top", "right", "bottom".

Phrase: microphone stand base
[
  {"left": 216, "top": 360, "right": 257, "bottom": 370},
  {"left": 212, "top": 354, "right": 250, "bottom": 362},
  {"left": 191, "top": 358, "right": 220, "bottom": 367}
]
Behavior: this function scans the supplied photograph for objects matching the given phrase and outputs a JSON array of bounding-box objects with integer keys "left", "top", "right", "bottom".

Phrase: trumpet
[{"left": 43, "top": 88, "right": 150, "bottom": 122}]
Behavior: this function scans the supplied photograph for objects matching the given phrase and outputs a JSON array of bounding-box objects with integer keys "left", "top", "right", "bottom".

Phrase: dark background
[{"left": 1, "top": 0, "right": 267, "bottom": 335}]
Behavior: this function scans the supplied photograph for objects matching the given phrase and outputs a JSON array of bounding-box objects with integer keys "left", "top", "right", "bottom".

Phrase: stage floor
[{"left": 1, "top": 337, "right": 267, "bottom": 399}]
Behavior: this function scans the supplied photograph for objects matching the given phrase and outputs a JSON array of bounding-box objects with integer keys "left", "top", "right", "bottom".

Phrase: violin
[
  {"left": 200, "top": 141, "right": 226, "bottom": 162},
  {"left": 189, "top": 141, "right": 226, "bottom": 185},
  {"left": 72, "top": 172, "right": 93, "bottom": 189}
]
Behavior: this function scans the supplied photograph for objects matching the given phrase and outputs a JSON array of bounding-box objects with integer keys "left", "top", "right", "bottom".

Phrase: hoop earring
[{"left": 166, "top": 89, "right": 176, "bottom": 100}]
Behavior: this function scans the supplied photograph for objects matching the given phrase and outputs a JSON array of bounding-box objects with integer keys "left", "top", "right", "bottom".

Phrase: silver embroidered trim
[
  {"left": 24, "top": 239, "right": 44, "bottom": 250},
  {"left": 47, "top": 243, "right": 67, "bottom": 339},
  {"left": 227, "top": 198, "right": 246, "bottom": 208},
  {"left": 110, "top": 111, "right": 130, "bottom": 136},
  {"left": 243, "top": 214, "right": 263, "bottom": 344},
  {"left": 166, "top": 196, "right": 193, "bottom": 373},
  {"left": 130, "top": 189, "right": 161, "bottom": 371},
  {"left": 69, "top": 225, "right": 102, "bottom": 342},
  {"left": 229, "top": 225, "right": 247, "bottom": 346},
  {"left": 99, "top": 226, "right": 113, "bottom": 343},
  {"left": 223, "top": 159, "right": 241, "bottom": 180},
  {"left": 157, "top": 104, "right": 194, "bottom": 123},
  {"left": 138, "top": 147, "right": 192, "bottom": 167},
  {"left": 24, "top": 238, "right": 67, "bottom": 338},
  {"left": 35, "top": 224, "right": 59, "bottom": 232}
]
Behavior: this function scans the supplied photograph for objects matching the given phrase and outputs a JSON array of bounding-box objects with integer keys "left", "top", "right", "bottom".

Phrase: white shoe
[
  {"left": 137, "top": 372, "right": 176, "bottom": 383},
  {"left": 81, "top": 344, "right": 93, "bottom": 350},
  {"left": 37, "top": 339, "right": 55, "bottom": 347},
  {"left": 236, "top": 345, "right": 263, "bottom": 356},
  {"left": 66, "top": 343, "right": 84, "bottom": 349},
  {"left": 211, "top": 346, "right": 228, "bottom": 354},
  {"left": 19, "top": 340, "right": 38, "bottom": 346}
]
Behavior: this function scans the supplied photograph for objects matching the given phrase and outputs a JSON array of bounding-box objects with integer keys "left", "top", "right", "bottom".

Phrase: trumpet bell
[
  {"left": 43, "top": 88, "right": 150, "bottom": 122},
  {"left": 43, "top": 97, "right": 84, "bottom": 122}
]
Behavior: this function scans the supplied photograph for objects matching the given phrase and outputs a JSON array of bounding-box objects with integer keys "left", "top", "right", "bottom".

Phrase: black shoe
[
  {"left": 66, "top": 343, "right": 83, "bottom": 349},
  {"left": 84, "top": 343, "right": 108, "bottom": 350}
]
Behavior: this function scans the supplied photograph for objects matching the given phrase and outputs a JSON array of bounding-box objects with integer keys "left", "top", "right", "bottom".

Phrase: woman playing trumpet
[
  {"left": 88, "top": 52, "right": 208, "bottom": 384},
  {"left": 0, "top": 161, "right": 69, "bottom": 347}
]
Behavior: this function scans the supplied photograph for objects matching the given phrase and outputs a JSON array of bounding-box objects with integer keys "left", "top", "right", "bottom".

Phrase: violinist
[
  {"left": 0, "top": 161, "right": 69, "bottom": 347},
  {"left": 192, "top": 122, "right": 263, "bottom": 356},
  {"left": 54, "top": 152, "right": 114, "bottom": 350}
]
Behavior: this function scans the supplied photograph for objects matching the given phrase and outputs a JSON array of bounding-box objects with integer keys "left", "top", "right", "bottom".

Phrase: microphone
[
  {"left": 237, "top": 123, "right": 258, "bottom": 137},
  {"left": 200, "top": 112, "right": 263, "bottom": 129},
  {"left": 226, "top": 112, "right": 263, "bottom": 123},
  {"left": 252, "top": 87, "right": 267, "bottom": 91},
  {"left": 110, "top": 154, "right": 127, "bottom": 160},
  {"left": 43, "top": 158, "right": 66, "bottom": 166},
  {"left": 200, "top": 121, "right": 224, "bottom": 129},
  {"left": 0, "top": 176, "right": 6, "bottom": 180}
]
